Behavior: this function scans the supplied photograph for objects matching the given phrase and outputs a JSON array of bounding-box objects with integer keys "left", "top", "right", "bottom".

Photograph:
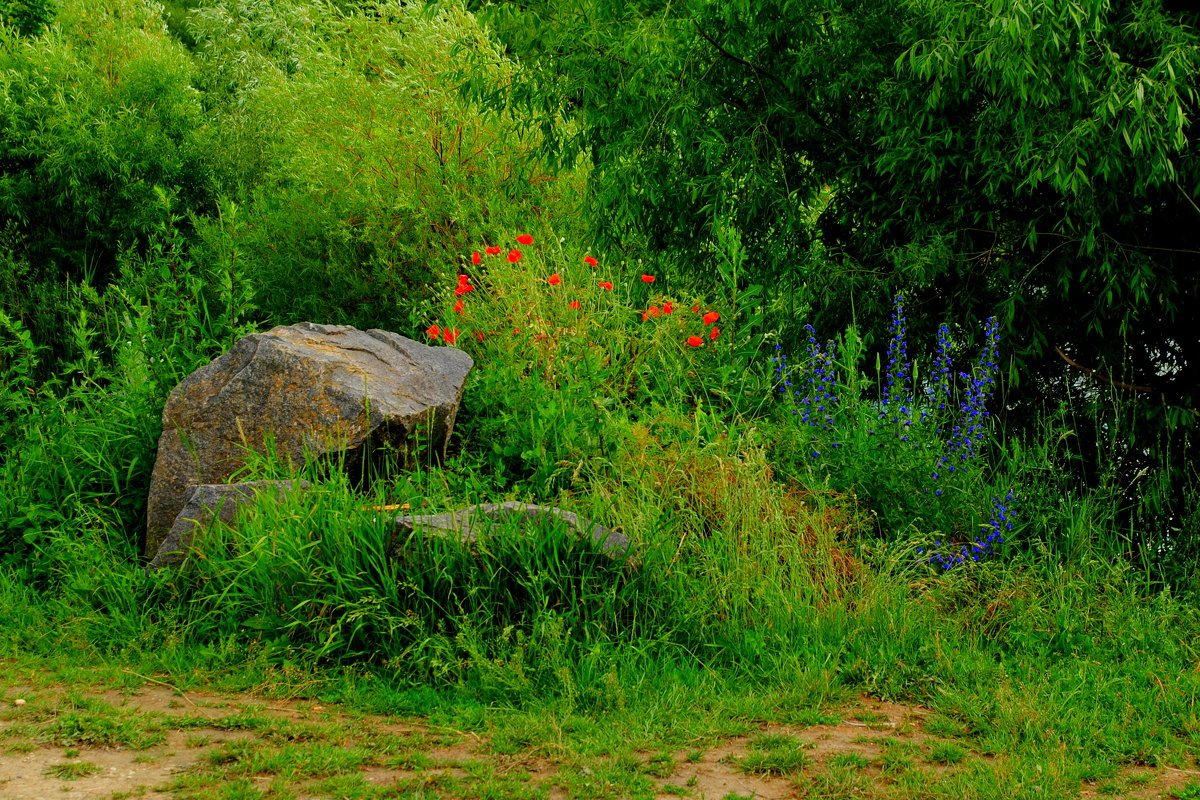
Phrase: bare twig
[
  {"left": 121, "top": 669, "right": 198, "bottom": 708},
  {"left": 1054, "top": 346, "right": 1155, "bottom": 393},
  {"left": 1176, "top": 180, "right": 1200, "bottom": 221},
  {"left": 1165, "top": 766, "right": 1200, "bottom": 776},
  {"left": 691, "top": 21, "right": 851, "bottom": 149}
]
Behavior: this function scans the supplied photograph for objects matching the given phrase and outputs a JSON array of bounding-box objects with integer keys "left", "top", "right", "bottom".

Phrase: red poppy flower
[
  {"left": 642, "top": 305, "right": 662, "bottom": 321},
  {"left": 508, "top": 249, "right": 522, "bottom": 263},
  {"left": 453, "top": 299, "right": 463, "bottom": 313},
  {"left": 597, "top": 281, "right": 613, "bottom": 290},
  {"left": 692, "top": 305, "right": 700, "bottom": 313},
  {"left": 687, "top": 335, "right": 703, "bottom": 347},
  {"left": 710, "top": 326, "right": 720, "bottom": 340},
  {"left": 471, "top": 252, "right": 481, "bottom": 265},
  {"left": 454, "top": 283, "right": 474, "bottom": 296},
  {"left": 548, "top": 273, "right": 562, "bottom": 285},
  {"left": 485, "top": 246, "right": 502, "bottom": 255},
  {"left": 444, "top": 328, "right": 460, "bottom": 344},
  {"left": 583, "top": 255, "right": 598, "bottom": 267},
  {"left": 663, "top": 302, "right": 674, "bottom": 314},
  {"left": 703, "top": 311, "right": 720, "bottom": 325},
  {"left": 569, "top": 300, "right": 581, "bottom": 309},
  {"left": 475, "top": 331, "right": 485, "bottom": 341},
  {"left": 641, "top": 274, "right": 655, "bottom": 283},
  {"left": 426, "top": 325, "right": 441, "bottom": 339},
  {"left": 516, "top": 234, "right": 534, "bottom": 245}
]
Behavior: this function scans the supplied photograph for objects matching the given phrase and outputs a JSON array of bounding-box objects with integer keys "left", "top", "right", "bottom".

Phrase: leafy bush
[
  {"left": 471, "top": 0, "right": 1200, "bottom": 574},
  {"left": 0, "top": 0, "right": 225, "bottom": 378},
  {"left": 418, "top": 233, "right": 737, "bottom": 494},
  {"left": 0, "top": 0, "right": 54, "bottom": 36},
  {"left": 0, "top": 213, "right": 258, "bottom": 572},
  {"left": 186, "top": 0, "right": 588, "bottom": 332}
]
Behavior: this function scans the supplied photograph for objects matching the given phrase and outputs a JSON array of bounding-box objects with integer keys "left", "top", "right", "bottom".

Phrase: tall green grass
[{"left": 0, "top": 210, "right": 259, "bottom": 569}]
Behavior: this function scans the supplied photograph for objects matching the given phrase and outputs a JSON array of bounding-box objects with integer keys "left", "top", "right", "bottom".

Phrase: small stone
[
  {"left": 394, "top": 501, "right": 632, "bottom": 559},
  {"left": 147, "top": 480, "right": 310, "bottom": 569},
  {"left": 13, "top": 698, "right": 25, "bottom": 706}
]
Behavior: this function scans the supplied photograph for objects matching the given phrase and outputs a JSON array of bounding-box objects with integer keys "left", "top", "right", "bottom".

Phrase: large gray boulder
[
  {"left": 144, "top": 323, "right": 472, "bottom": 559},
  {"left": 148, "top": 480, "right": 309, "bottom": 569},
  {"left": 393, "top": 502, "right": 632, "bottom": 559}
]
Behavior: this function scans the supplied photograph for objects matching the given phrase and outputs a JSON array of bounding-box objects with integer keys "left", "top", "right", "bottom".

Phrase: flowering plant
[
  {"left": 771, "top": 295, "right": 1015, "bottom": 568},
  {"left": 423, "top": 233, "right": 723, "bottom": 357},
  {"left": 420, "top": 232, "right": 728, "bottom": 492}
]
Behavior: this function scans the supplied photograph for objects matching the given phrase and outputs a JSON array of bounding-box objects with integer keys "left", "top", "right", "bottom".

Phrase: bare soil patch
[{"left": 1, "top": 677, "right": 1193, "bottom": 799}]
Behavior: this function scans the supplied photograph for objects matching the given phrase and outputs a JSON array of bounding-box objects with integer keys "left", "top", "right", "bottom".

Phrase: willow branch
[
  {"left": 1176, "top": 181, "right": 1200, "bottom": 221},
  {"left": 1054, "top": 346, "right": 1155, "bottom": 393},
  {"left": 691, "top": 21, "right": 850, "bottom": 148},
  {"left": 692, "top": 22, "right": 787, "bottom": 90}
]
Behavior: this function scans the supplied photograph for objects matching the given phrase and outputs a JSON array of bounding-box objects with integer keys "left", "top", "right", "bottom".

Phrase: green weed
[
  {"left": 735, "top": 734, "right": 810, "bottom": 775},
  {"left": 927, "top": 740, "right": 969, "bottom": 765},
  {"left": 43, "top": 760, "right": 103, "bottom": 780}
]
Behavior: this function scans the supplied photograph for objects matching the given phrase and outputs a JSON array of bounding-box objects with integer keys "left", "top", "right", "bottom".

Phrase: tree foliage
[
  {"left": 0, "top": 0, "right": 218, "bottom": 298},
  {"left": 181, "top": 0, "right": 586, "bottom": 329},
  {"left": 1, "top": 0, "right": 583, "bottom": 377}
]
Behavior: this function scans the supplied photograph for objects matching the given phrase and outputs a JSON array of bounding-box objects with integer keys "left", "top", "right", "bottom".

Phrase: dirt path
[{"left": 1, "top": 675, "right": 1193, "bottom": 799}]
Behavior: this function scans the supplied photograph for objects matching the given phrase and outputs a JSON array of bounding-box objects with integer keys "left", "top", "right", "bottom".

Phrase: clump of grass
[
  {"left": 44, "top": 760, "right": 103, "bottom": 780},
  {"left": 926, "top": 740, "right": 969, "bottom": 764},
  {"left": 829, "top": 752, "right": 871, "bottom": 769},
  {"left": 735, "top": 734, "right": 810, "bottom": 775},
  {"left": 879, "top": 746, "right": 914, "bottom": 775},
  {"left": 786, "top": 709, "right": 841, "bottom": 727},
  {"left": 924, "top": 714, "right": 970, "bottom": 738},
  {"left": 642, "top": 750, "right": 675, "bottom": 778}
]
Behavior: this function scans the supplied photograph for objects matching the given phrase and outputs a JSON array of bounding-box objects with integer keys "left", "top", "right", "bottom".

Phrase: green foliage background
[{"left": 0, "top": 0, "right": 1196, "bottom": 580}]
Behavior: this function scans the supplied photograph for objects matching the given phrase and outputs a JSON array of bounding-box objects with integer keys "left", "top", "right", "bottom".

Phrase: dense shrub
[{"left": 186, "top": 0, "right": 588, "bottom": 332}]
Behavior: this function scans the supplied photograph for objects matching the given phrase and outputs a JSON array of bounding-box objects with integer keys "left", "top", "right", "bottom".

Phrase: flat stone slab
[
  {"left": 393, "top": 502, "right": 631, "bottom": 558},
  {"left": 148, "top": 480, "right": 309, "bottom": 569}
]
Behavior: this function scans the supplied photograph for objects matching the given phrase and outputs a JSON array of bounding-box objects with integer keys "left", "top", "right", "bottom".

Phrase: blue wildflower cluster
[
  {"left": 917, "top": 492, "right": 1014, "bottom": 569},
  {"left": 878, "top": 296, "right": 1001, "bottom": 494},
  {"left": 923, "top": 323, "right": 952, "bottom": 422},
  {"left": 881, "top": 296, "right": 912, "bottom": 437},
  {"left": 771, "top": 324, "right": 841, "bottom": 459},
  {"left": 773, "top": 295, "right": 1015, "bottom": 570},
  {"left": 939, "top": 314, "right": 1000, "bottom": 473}
]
